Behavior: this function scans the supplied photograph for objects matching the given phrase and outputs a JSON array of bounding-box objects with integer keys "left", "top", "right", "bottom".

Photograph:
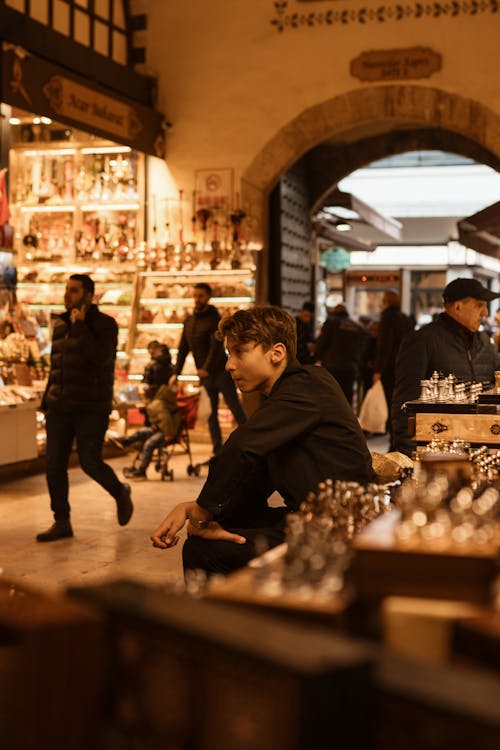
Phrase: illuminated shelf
[
  {"left": 136, "top": 323, "right": 184, "bottom": 330},
  {"left": 140, "top": 296, "right": 252, "bottom": 306},
  {"left": 139, "top": 269, "right": 254, "bottom": 278},
  {"left": 18, "top": 202, "right": 140, "bottom": 214},
  {"left": 25, "top": 304, "right": 63, "bottom": 310},
  {"left": 19, "top": 205, "right": 75, "bottom": 213},
  {"left": 127, "top": 373, "right": 199, "bottom": 382},
  {"left": 81, "top": 203, "right": 140, "bottom": 211},
  {"left": 17, "top": 281, "right": 135, "bottom": 288}
]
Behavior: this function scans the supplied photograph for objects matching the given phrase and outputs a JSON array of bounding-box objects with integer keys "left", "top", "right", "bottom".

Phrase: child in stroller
[{"left": 115, "top": 384, "right": 180, "bottom": 481}]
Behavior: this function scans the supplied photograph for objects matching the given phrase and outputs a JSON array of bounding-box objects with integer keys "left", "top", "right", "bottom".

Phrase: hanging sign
[
  {"left": 1, "top": 44, "right": 166, "bottom": 158},
  {"left": 350, "top": 47, "right": 442, "bottom": 82},
  {"left": 320, "top": 247, "right": 351, "bottom": 273}
]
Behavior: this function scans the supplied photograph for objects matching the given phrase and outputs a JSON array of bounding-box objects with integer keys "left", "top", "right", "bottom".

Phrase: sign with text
[
  {"left": 1, "top": 45, "right": 165, "bottom": 157},
  {"left": 350, "top": 47, "right": 442, "bottom": 82},
  {"left": 194, "top": 169, "right": 234, "bottom": 212}
]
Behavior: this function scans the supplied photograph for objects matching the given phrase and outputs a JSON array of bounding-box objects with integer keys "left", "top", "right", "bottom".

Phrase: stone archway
[{"left": 242, "top": 85, "right": 500, "bottom": 300}]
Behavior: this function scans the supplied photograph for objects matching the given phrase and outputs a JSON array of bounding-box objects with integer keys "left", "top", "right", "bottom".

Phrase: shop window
[
  {"left": 74, "top": 8, "right": 90, "bottom": 46},
  {"left": 113, "top": 29, "right": 127, "bottom": 65},
  {"left": 95, "top": 0, "right": 110, "bottom": 20},
  {"left": 113, "top": 0, "right": 124, "bottom": 27},
  {"left": 53, "top": 0, "right": 70, "bottom": 35},
  {"left": 94, "top": 19, "right": 109, "bottom": 56},
  {"left": 5, "top": 0, "right": 24, "bottom": 12},
  {"left": 5, "top": 0, "right": 130, "bottom": 66},
  {"left": 29, "top": 0, "right": 48, "bottom": 24}
]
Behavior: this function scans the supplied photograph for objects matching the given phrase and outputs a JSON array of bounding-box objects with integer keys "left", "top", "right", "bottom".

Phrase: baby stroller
[{"left": 153, "top": 388, "right": 200, "bottom": 481}]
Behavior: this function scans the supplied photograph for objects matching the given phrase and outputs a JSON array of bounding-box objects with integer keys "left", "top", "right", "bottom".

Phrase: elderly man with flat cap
[{"left": 391, "top": 277, "right": 500, "bottom": 456}]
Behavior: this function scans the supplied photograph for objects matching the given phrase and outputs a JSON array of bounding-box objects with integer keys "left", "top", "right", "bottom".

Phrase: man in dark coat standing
[
  {"left": 172, "top": 282, "right": 246, "bottom": 454},
  {"left": 391, "top": 278, "right": 500, "bottom": 457},
  {"left": 373, "top": 291, "right": 414, "bottom": 447},
  {"left": 37, "top": 274, "right": 133, "bottom": 542},
  {"left": 314, "top": 303, "right": 367, "bottom": 405}
]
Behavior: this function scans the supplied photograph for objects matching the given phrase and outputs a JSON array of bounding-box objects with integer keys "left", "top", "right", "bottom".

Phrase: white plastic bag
[
  {"left": 197, "top": 386, "right": 212, "bottom": 423},
  {"left": 358, "top": 380, "right": 388, "bottom": 434}
]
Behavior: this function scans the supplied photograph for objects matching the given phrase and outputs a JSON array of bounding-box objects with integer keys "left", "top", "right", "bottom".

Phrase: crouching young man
[{"left": 150, "top": 306, "right": 375, "bottom": 575}]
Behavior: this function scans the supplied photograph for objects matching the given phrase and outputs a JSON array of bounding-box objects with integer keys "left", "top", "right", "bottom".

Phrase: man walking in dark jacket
[
  {"left": 373, "top": 291, "right": 414, "bottom": 447},
  {"left": 172, "top": 282, "right": 246, "bottom": 454},
  {"left": 391, "top": 278, "right": 500, "bottom": 456},
  {"left": 36, "top": 274, "right": 133, "bottom": 542}
]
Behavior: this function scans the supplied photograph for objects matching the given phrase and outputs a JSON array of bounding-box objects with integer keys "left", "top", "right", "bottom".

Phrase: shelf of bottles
[
  {"left": 10, "top": 142, "right": 144, "bottom": 264},
  {"left": 127, "top": 268, "right": 256, "bottom": 382},
  {"left": 10, "top": 141, "right": 144, "bottom": 357}
]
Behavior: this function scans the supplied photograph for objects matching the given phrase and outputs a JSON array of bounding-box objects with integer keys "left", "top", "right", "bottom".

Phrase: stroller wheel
[
  {"left": 154, "top": 462, "right": 161, "bottom": 472},
  {"left": 187, "top": 464, "right": 194, "bottom": 476},
  {"left": 193, "top": 465, "right": 201, "bottom": 477},
  {"left": 168, "top": 469, "right": 174, "bottom": 481}
]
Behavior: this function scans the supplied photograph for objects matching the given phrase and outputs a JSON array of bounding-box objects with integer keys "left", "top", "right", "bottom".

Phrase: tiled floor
[
  {"left": 0, "top": 443, "right": 212, "bottom": 594},
  {"left": 0, "top": 433, "right": 389, "bottom": 595}
]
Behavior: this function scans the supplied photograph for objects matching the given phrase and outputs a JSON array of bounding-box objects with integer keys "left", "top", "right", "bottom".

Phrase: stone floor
[{"left": 0, "top": 432, "right": 389, "bottom": 595}]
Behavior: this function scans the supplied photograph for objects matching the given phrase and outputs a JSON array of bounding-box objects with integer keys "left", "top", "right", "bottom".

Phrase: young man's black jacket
[
  {"left": 42, "top": 304, "right": 118, "bottom": 414},
  {"left": 391, "top": 312, "right": 500, "bottom": 455},
  {"left": 175, "top": 304, "right": 226, "bottom": 375},
  {"left": 195, "top": 360, "right": 375, "bottom": 522}
]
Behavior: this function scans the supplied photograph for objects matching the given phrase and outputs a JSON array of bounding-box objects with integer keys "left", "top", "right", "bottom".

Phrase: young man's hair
[
  {"left": 194, "top": 282, "right": 212, "bottom": 296},
  {"left": 69, "top": 273, "right": 95, "bottom": 297},
  {"left": 301, "top": 301, "right": 314, "bottom": 313},
  {"left": 218, "top": 306, "right": 297, "bottom": 360}
]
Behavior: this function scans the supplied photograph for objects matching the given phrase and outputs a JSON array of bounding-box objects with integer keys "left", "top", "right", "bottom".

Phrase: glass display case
[
  {"left": 9, "top": 141, "right": 144, "bottom": 264},
  {"left": 127, "top": 269, "right": 256, "bottom": 382}
]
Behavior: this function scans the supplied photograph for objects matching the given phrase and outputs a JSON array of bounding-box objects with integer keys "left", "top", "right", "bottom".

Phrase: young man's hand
[
  {"left": 196, "top": 368, "right": 209, "bottom": 379},
  {"left": 150, "top": 501, "right": 194, "bottom": 548},
  {"left": 186, "top": 520, "right": 246, "bottom": 544}
]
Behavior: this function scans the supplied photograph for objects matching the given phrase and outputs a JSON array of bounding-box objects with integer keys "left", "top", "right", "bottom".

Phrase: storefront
[
  {"left": 0, "top": 35, "right": 166, "bottom": 463},
  {"left": 0, "top": 40, "right": 257, "bottom": 466}
]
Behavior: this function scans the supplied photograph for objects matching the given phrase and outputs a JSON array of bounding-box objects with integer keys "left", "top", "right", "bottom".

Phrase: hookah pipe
[
  {"left": 196, "top": 208, "right": 211, "bottom": 251},
  {"left": 230, "top": 193, "right": 246, "bottom": 243}
]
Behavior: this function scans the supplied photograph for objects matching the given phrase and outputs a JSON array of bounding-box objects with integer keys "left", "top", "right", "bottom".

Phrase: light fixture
[
  {"left": 335, "top": 222, "right": 352, "bottom": 232},
  {"left": 40, "top": 116, "right": 52, "bottom": 125},
  {"left": 9, "top": 117, "right": 21, "bottom": 125},
  {"left": 32, "top": 117, "right": 41, "bottom": 124}
]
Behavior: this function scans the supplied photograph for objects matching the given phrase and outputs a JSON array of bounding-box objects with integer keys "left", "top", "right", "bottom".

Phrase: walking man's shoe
[
  {"left": 36, "top": 520, "right": 74, "bottom": 543},
  {"left": 116, "top": 482, "right": 134, "bottom": 525}
]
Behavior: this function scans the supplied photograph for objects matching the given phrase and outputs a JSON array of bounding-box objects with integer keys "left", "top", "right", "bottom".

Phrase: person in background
[
  {"left": 171, "top": 282, "right": 247, "bottom": 454},
  {"left": 295, "top": 301, "right": 316, "bottom": 365},
  {"left": 372, "top": 291, "right": 414, "bottom": 446},
  {"left": 151, "top": 306, "right": 374, "bottom": 576},
  {"left": 36, "top": 273, "right": 133, "bottom": 542},
  {"left": 314, "top": 303, "right": 367, "bottom": 406},
  {"left": 116, "top": 383, "right": 181, "bottom": 481},
  {"left": 143, "top": 339, "right": 174, "bottom": 401},
  {"left": 391, "top": 278, "right": 500, "bottom": 457},
  {"left": 358, "top": 318, "right": 378, "bottom": 406}
]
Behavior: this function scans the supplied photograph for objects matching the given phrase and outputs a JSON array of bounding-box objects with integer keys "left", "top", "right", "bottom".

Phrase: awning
[
  {"left": 313, "top": 188, "right": 403, "bottom": 251},
  {"left": 458, "top": 201, "right": 500, "bottom": 258}
]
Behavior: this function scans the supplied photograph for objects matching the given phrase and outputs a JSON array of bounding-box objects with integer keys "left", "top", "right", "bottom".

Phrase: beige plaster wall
[{"left": 146, "top": 1, "right": 499, "bottom": 181}]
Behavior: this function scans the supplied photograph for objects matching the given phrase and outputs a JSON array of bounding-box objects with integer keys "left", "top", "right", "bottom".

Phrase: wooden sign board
[{"left": 351, "top": 47, "right": 442, "bottom": 82}]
